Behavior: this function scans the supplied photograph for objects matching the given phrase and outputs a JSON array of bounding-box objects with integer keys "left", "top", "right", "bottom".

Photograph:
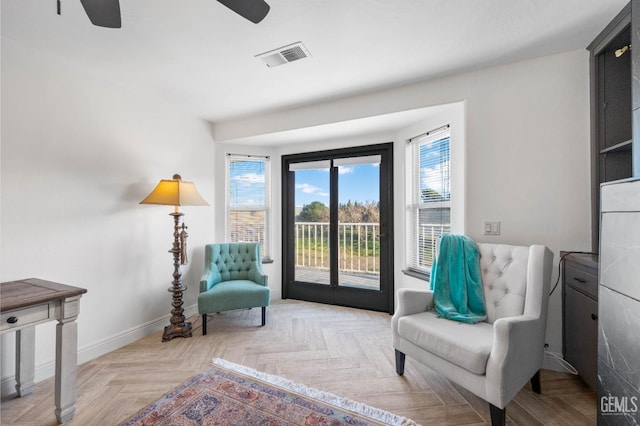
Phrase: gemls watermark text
[{"left": 601, "top": 396, "right": 639, "bottom": 415}]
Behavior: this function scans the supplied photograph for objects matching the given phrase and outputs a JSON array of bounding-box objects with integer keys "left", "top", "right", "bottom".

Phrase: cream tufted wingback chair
[
  {"left": 198, "top": 243, "right": 270, "bottom": 335},
  {"left": 392, "top": 243, "right": 553, "bottom": 426}
]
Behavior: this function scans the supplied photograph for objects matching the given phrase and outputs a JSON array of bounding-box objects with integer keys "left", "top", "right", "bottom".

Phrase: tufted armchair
[
  {"left": 198, "top": 243, "right": 271, "bottom": 335},
  {"left": 392, "top": 243, "right": 553, "bottom": 426}
]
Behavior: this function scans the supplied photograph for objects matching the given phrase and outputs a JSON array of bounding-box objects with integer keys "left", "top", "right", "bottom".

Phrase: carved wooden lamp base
[
  {"left": 161, "top": 212, "right": 192, "bottom": 342},
  {"left": 162, "top": 322, "right": 192, "bottom": 342}
]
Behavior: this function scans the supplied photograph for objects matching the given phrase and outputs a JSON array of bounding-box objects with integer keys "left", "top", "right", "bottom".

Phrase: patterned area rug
[{"left": 122, "top": 358, "right": 417, "bottom": 425}]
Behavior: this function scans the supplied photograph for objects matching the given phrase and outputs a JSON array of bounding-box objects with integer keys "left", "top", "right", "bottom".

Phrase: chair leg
[
  {"left": 530, "top": 369, "right": 541, "bottom": 394},
  {"left": 395, "top": 350, "right": 405, "bottom": 376},
  {"left": 489, "top": 404, "right": 506, "bottom": 426},
  {"left": 202, "top": 314, "right": 207, "bottom": 336},
  {"left": 261, "top": 307, "right": 266, "bottom": 326}
]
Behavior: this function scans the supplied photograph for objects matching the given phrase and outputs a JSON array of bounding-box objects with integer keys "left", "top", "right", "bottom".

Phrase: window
[
  {"left": 226, "top": 154, "right": 271, "bottom": 260},
  {"left": 406, "top": 125, "right": 451, "bottom": 275}
]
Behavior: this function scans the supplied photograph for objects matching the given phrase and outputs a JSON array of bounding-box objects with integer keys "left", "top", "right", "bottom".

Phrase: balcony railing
[
  {"left": 295, "top": 222, "right": 380, "bottom": 275},
  {"left": 295, "top": 222, "right": 450, "bottom": 274},
  {"left": 417, "top": 223, "right": 451, "bottom": 269}
]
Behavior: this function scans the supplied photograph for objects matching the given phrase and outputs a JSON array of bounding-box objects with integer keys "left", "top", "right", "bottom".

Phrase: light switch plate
[{"left": 484, "top": 221, "right": 500, "bottom": 235}]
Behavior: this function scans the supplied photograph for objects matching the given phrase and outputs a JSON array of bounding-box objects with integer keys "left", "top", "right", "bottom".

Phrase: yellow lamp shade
[{"left": 140, "top": 174, "right": 209, "bottom": 207}]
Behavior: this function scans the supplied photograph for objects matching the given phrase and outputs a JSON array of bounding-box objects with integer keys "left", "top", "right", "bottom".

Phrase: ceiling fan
[{"left": 67, "top": 0, "right": 270, "bottom": 28}]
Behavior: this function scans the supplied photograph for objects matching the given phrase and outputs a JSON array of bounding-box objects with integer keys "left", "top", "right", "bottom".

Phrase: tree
[
  {"left": 298, "top": 201, "right": 329, "bottom": 222},
  {"left": 338, "top": 200, "right": 379, "bottom": 223}
]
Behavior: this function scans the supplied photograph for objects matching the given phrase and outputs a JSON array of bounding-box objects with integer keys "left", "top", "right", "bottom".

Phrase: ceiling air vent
[{"left": 256, "top": 42, "right": 311, "bottom": 68}]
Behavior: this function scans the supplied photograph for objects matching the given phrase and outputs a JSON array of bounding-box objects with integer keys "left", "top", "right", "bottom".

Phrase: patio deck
[{"left": 294, "top": 267, "right": 380, "bottom": 291}]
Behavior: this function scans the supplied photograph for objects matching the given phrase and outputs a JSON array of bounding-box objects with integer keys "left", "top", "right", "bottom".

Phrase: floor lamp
[{"left": 140, "top": 174, "right": 209, "bottom": 342}]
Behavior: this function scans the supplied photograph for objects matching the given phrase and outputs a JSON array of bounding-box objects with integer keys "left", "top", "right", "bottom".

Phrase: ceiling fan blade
[
  {"left": 80, "top": 0, "right": 121, "bottom": 28},
  {"left": 217, "top": 0, "right": 270, "bottom": 24}
]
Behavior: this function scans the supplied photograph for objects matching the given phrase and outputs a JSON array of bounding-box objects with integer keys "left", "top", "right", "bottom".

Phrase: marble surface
[
  {"left": 633, "top": 0, "right": 640, "bottom": 112},
  {"left": 601, "top": 179, "right": 640, "bottom": 212},
  {"left": 634, "top": 108, "right": 640, "bottom": 175},
  {"left": 598, "top": 355, "right": 640, "bottom": 425},
  {"left": 598, "top": 286, "right": 640, "bottom": 392},
  {"left": 600, "top": 211, "right": 640, "bottom": 300},
  {"left": 599, "top": 179, "right": 640, "bottom": 424}
]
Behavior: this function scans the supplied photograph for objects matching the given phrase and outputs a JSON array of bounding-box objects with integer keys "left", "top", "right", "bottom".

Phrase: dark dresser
[{"left": 562, "top": 252, "right": 598, "bottom": 390}]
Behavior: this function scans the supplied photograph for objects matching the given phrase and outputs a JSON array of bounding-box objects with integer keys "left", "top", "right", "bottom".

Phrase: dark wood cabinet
[
  {"left": 588, "top": 3, "right": 633, "bottom": 252},
  {"left": 562, "top": 253, "right": 598, "bottom": 390}
]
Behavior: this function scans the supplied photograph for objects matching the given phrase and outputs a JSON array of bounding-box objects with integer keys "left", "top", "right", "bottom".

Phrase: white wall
[
  {"left": 215, "top": 49, "right": 592, "bottom": 360},
  {"left": 0, "top": 39, "right": 216, "bottom": 393}
]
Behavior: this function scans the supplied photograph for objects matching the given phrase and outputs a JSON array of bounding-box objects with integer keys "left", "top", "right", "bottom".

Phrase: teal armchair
[{"left": 198, "top": 243, "right": 271, "bottom": 335}]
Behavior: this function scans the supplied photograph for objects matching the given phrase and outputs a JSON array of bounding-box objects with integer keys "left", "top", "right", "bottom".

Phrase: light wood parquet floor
[{"left": 1, "top": 300, "right": 596, "bottom": 425}]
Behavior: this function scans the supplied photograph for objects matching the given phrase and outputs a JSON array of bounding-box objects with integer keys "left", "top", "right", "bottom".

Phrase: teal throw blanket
[{"left": 430, "top": 234, "right": 486, "bottom": 323}]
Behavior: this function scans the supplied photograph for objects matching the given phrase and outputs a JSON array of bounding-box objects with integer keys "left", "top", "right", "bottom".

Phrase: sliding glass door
[
  {"left": 282, "top": 143, "right": 393, "bottom": 313},
  {"left": 292, "top": 161, "right": 332, "bottom": 285},
  {"left": 335, "top": 156, "right": 381, "bottom": 291}
]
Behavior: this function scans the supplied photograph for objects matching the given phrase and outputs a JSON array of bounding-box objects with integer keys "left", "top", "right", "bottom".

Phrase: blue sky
[
  {"left": 230, "top": 145, "right": 449, "bottom": 209},
  {"left": 229, "top": 160, "right": 266, "bottom": 207},
  {"left": 230, "top": 161, "right": 380, "bottom": 208},
  {"left": 295, "top": 164, "right": 379, "bottom": 207},
  {"left": 419, "top": 137, "right": 450, "bottom": 199}
]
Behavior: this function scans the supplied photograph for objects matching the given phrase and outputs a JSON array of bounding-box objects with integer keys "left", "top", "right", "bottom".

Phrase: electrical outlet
[{"left": 484, "top": 221, "right": 500, "bottom": 235}]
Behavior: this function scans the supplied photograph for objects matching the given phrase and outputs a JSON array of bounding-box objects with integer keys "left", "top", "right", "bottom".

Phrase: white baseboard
[{"left": 1, "top": 304, "right": 198, "bottom": 396}]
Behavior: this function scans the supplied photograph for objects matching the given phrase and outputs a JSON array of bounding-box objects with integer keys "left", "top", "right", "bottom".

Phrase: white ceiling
[{"left": 1, "top": 0, "right": 629, "bottom": 125}]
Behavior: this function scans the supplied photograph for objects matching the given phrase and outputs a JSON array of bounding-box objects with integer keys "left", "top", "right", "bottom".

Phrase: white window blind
[
  {"left": 289, "top": 160, "right": 331, "bottom": 171},
  {"left": 227, "top": 154, "right": 270, "bottom": 259},
  {"left": 407, "top": 125, "right": 451, "bottom": 274},
  {"left": 333, "top": 155, "right": 381, "bottom": 167}
]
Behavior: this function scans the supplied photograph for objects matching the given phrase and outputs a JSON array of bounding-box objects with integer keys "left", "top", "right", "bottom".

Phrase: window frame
[
  {"left": 405, "top": 125, "right": 452, "bottom": 279},
  {"left": 225, "top": 153, "right": 272, "bottom": 262}
]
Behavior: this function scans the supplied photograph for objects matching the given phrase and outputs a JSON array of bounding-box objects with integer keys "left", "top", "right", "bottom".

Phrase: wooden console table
[{"left": 0, "top": 278, "right": 87, "bottom": 424}]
